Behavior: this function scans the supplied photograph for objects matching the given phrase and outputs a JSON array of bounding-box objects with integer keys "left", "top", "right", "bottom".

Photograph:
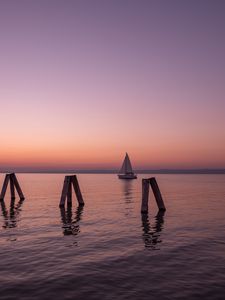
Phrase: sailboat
[{"left": 118, "top": 153, "right": 137, "bottom": 179}]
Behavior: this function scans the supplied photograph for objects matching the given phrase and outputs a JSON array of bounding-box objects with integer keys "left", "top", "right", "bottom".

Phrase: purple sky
[{"left": 0, "top": 0, "right": 225, "bottom": 171}]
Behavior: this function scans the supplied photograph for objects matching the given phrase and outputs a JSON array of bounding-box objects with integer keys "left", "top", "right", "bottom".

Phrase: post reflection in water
[
  {"left": 60, "top": 205, "right": 84, "bottom": 236},
  {"left": 141, "top": 210, "right": 165, "bottom": 250},
  {"left": 0, "top": 198, "right": 25, "bottom": 229}
]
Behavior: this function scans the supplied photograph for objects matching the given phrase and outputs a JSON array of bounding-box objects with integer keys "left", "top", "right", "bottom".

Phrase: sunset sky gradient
[{"left": 1, "top": 0, "right": 225, "bottom": 171}]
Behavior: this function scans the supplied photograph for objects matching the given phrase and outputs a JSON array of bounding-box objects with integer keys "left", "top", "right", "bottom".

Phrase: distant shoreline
[{"left": 1, "top": 169, "right": 225, "bottom": 174}]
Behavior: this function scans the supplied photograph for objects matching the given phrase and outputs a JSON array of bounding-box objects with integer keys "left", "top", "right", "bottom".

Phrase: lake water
[{"left": 0, "top": 174, "right": 225, "bottom": 300}]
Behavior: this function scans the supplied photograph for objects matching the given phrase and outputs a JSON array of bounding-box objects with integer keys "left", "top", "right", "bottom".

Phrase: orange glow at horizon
[{"left": 1, "top": 132, "right": 225, "bottom": 170}]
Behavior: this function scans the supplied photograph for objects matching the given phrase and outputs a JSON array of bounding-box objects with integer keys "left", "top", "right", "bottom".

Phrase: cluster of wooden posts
[
  {"left": 59, "top": 175, "right": 84, "bottom": 207},
  {"left": 0, "top": 173, "right": 166, "bottom": 213},
  {"left": 141, "top": 177, "right": 166, "bottom": 213},
  {"left": 0, "top": 173, "right": 25, "bottom": 201}
]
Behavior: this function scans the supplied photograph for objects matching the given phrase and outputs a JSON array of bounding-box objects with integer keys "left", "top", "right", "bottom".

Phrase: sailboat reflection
[
  {"left": 141, "top": 210, "right": 165, "bottom": 250},
  {"left": 0, "top": 198, "right": 24, "bottom": 229},
  {"left": 123, "top": 180, "right": 133, "bottom": 202},
  {"left": 60, "top": 205, "right": 84, "bottom": 236},
  {"left": 122, "top": 180, "right": 134, "bottom": 216}
]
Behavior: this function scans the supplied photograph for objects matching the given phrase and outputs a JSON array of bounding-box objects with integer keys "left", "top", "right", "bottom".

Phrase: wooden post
[
  {"left": 0, "top": 173, "right": 24, "bottom": 201},
  {"left": 0, "top": 174, "right": 10, "bottom": 200},
  {"left": 141, "top": 179, "right": 150, "bottom": 213},
  {"left": 10, "top": 176, "right": 15, "bottom": 199},
  {"left": 141, "top": 177, "right": 166, "bottom": 213},
  {"left": 149, "top": 177, "right": 166, "bottom": 211},
  {"left": 59, "top": 176, "right": 70, "bottom": 207},
  {"left": 59, "top": 175, "right": 84, "bottom": 208},
  {"left": 71, "top": 175, "right": 84, "bottom": 206},
  {"left": 11, "top": 173, "right": 25, "bottom": 200},
  {"left": 67, "top": 181, "right": 72, "bottom": 207}
]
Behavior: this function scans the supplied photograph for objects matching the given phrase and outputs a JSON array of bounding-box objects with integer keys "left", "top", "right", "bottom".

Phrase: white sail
[{"left": 119, "top": 153, "right": 133, "bottom": 174}]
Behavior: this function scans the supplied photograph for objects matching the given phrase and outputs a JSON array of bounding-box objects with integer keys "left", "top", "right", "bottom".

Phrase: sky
[{"left": 0, "top": 0, "right": 225, "bottom": 171}]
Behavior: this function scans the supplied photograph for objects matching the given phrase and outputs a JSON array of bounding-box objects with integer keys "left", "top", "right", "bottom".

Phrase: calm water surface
[{"left": 0, "top": 174, "right": 225, "bottom": 300}]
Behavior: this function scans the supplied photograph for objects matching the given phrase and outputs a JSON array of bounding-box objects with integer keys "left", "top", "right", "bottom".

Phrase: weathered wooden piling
[
  {"left": 60, "top": 176, "right": 70, "bottom": 207},
  {"left": 149, "top": 177, "right": 166, "bottom": 211},
  {"left": 141, "top": 179, "right": 150, "bottom": 213},
  {"left": 67, "top": 181, "right": 72, "bottom": 206},
  {"left": 10, "top": 176, "right": 15, "bottom": 199},
  {"left": 0, "top": 173, "right": 25, "bottom": 201},
  {"left": 0, "top": 174, "right": 10, "bottom": 201},
  {"left": 12, "top": 173, "right": 25, "bottom": 200},
  {"left": 71, "top": 175, "right": 84, "bottom": 205},
  {"left": 59, "top": 175, "right": 84, "bottom": 208},
  {"left": 141, "top": 177, "right": 166, "bottom": 213}
]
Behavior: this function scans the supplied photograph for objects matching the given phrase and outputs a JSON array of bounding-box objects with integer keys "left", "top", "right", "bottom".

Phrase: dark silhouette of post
[
  {"left": 71, "top": 175, "right": 84, "bottom": 205},
  {"left": 0, "top": 173, "right": 25, "bottom": 201},
  {"left": 59, "top": 175, "right": 84, "bottom": 207},
  {"left": 67, "top": 180, "right": 72, "bottom": 206},
  {"left": 10, "top": 176, "right": 15, "bottom": 199},
  {"left": 149, "top": 177, "right": 166, "bottom": 211},
  {"left": 60, "top": 176, "right": 70, "bottom": 207},
  {"left": 12, "top": 174, "right": 25, "bottom": 200},
  {"left": 141, "top": 177, "right": 166, "bottom": 213},
  {"left": 141, "top": 179, "right": 150, "bottom": 213},
  {"left": 0, "top": 174, "right": 10, "bottom": 200}
]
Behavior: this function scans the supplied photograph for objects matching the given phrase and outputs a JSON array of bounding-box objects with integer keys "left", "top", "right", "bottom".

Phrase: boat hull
[{"left": 118, "top": 174, "right": 137, "bottom": 180}]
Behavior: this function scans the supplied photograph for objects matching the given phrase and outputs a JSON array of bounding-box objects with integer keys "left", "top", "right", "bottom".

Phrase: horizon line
[{"left": 1, "top": 168, "right": 225, "bottom": 174}]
